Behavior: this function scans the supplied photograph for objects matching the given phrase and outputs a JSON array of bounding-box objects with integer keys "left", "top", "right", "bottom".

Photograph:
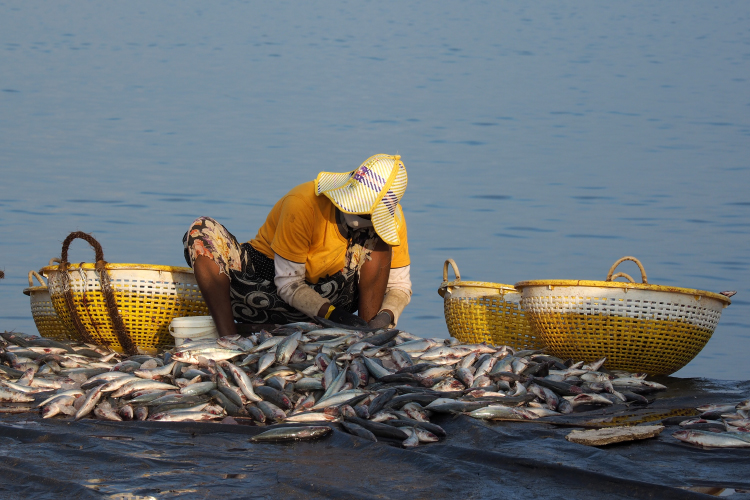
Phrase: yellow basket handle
[
  {"left": 438, "top": 259, "right": 462, "bottom": 298},
  {"left": 28, "top": 270, "right": 47, "bottom": 287},
  {"left": 606, "top": 256, "right": 648, "bottom": 284},
  {"left": 443, "top": 259, "right": 461, "bottom": 282}
]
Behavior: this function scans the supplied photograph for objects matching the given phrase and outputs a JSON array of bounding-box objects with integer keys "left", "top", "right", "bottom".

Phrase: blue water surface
[{"left": 1, "top": 1, "right": 748, "bottom": 379}]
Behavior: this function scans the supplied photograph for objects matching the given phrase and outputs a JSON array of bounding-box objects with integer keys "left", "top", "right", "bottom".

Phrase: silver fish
[
  {"left": 401, "top": 427, "right": 420, "bottom": 448},
  {"left": 94, "top": 406, "right": 123, "bottom": 421},
  {"left": 100, "top": 375, "right": 141, "bottom": 393},
  {"left": 257, "top": 352, "right": 276, "bottom": 375},
  {"left": 311, "top": 389, "right": 366, "bottom": 410},
  {"left": 275, "top": 332, "right": 302, "bottom": 365},
  {"left": 171, "top": 347, "right": 244, "bottom": 364},
  {"left": 0, "top": 388, "right": 35, "bottom": 402},
  {"left": 150, "top": 410, "right": 223, "bottom": 422},
  {"left": 563, "top": 394, "right": 614, "bottom": 407},
  {"left": 74, "top": 385, "right": 105, "bottom": 420},
  {"left": 394, "top": 339, "right": 438, "bottom": 353},
  {"left": 295, "top": 378, "right": 324, "bottom": 392},
  {"left": 320, "top": 364, "right": 348, "bottom": 401},
  {"left": 223, "top": 362, "right": 262, "bottom": 402},
  {"left": 673, "top": 430, "right": 750, "bottom": 448},
  {"left": 468, "top": 405, "right": 530, "bottom": 420},
  {"left": 111, "top": 380, "right": 179, "bottom": 398},
  {"left": 134, "top": 361, "right": 177, "bottom": 379},
  {"left": 284, "top": 412, "right": 338, "bottom": 423},
  {"left": 37, "top": 389, "right": 84, "bottom": 408},
  {"left": 250, "top": 425, "right": 332, "bottom": 442},
  {"left": 361, "top": 356, "right": 392, "bottom": 380},
  {"left": 179, "top": 381, "right": 217, "bottom": 396}
]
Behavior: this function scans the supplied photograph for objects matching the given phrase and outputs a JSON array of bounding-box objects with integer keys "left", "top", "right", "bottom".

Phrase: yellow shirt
[{"left": 249, "top": 181, "right": 410, "bottom": 284}]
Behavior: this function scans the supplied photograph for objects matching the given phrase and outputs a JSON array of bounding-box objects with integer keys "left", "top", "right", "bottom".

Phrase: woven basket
[
  {"left": 23, "top": 268, "right": 76, "bottom": 341},
  {"left": 42, "top": 232, "right": 208, "bottom": 354},
  {"left": 514, "top": 256, "right": 732, "bottom": 376},
  {"left": 438, "top": 259, "right": 543, "bottom": 350}
]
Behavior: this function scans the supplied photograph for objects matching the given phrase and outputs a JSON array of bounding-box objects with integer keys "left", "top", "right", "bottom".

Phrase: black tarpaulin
[{"left": 0, "top": 377, "right": 748, "bottom": 500}]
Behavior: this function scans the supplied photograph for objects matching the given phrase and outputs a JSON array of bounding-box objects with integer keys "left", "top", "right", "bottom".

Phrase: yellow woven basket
[
  {"left": 514, "top": 256, "right": 732, "bottom": 376},
  {"left": 42, "top": 232, "right": 208, "bottom": 354},
  {"left": 23, "top": 269, "right": 76, "bottom": 341},
  {"left": 438, "top": 259, "right": 543, "bottom": 350}
]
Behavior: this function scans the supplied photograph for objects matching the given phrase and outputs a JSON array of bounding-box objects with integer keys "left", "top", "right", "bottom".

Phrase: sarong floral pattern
[{"left": 183, "top": 216, "right": 377, "bottom": 325}]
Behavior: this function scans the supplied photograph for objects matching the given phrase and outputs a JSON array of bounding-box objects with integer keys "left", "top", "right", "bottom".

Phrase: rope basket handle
[
  {"left": 59, "top": 232, "right": 137, "bottom": 355},
  {"left": 443, "top": 258, "right": 461, "bottom": 282},
  {"left": 28, "top": 270, "right": 46, "bottom": 287},
  {"left": 606, "top": 256, "right": 648, "bottom": 284},
  {"left": 48, "top": 257, "right": 61, "bottom": 266}
]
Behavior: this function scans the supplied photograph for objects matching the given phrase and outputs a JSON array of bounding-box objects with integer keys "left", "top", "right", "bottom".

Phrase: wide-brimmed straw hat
[{"left": 315, "top": 154, "right": 408, "bottom": 246}]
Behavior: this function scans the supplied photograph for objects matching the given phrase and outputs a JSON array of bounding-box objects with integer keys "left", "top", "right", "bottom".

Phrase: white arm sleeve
[
  {"left": 274, "top": 254, "right": 328, "bottom": 318},
  {"left": 381, "top": 265, "right": 412, "bottom": 325},
  {"left": 385, "top": 265, "right": 412, "bottom": 297}
]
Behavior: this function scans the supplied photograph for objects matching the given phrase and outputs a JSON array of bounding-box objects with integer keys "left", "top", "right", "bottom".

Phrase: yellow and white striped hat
[{"left": 315, "top": 154, "right": 408, "bottom": 246}]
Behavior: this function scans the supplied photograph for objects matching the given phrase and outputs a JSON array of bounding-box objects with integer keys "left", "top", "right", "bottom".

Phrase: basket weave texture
[
  {"left": 43, "top": 263, "right": 208, "bottom": 353},
  {"left": 438, "top": 259, "right": 544, "bottom": 350},
  {"left": 23, "top": 270, "right": 75, "bottom": 341},
  {"left": 515, "top": 257, "right": 731, "bottom": 376},
  {"left": 42, "top": 232, "right": 208, "bottom": 353}
]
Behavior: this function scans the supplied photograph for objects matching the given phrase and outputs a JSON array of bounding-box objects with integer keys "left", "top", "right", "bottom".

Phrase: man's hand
[{"left": 367, "top": 310, "right": 393, "bottom": 329}]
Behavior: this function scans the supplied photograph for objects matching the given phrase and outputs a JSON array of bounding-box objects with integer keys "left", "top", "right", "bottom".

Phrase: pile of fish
[
  {"left": 671, "top": 401, "right": 750, "bottom": 448},
  {"left": 0, "top": 323, "right": 672, "bottom": 447}
]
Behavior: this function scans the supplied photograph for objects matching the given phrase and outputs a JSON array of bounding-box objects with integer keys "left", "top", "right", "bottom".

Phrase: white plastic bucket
[{"left": 169, "top": 316, "right": 219, "bottom": 346}]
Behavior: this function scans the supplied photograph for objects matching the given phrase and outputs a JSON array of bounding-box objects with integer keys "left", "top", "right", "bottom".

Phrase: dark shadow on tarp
[{"left": 0, "top": 377, "right": 748, "bottom": 500}]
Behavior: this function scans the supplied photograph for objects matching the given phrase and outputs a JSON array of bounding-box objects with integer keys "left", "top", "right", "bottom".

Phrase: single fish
[
  {"left": 150, "top": 410, "right": 223, "bottom": 422},
  {"left": 42, "top": 396, "right": 81, "bottom": 418},
  {"left": 394, "top": 339, "right": 438, "bottom": 353},
  {"left": 401, "top": 427, "right": 420, "bottom": 448},
  {"left": 94, "top": 406, "right": 123, "bottom": 421},
  {"left": 673, "top": 430, "right": 750, "bottom": 448},
  {"left": 250, "top": 425, "right": 333, "bottom": 442},
  {"left": 37, "top": 389, "right": 84, "bottom": 408},
  {"left": 563, "top": 394, "right": 614, "bottom": 408},
  {"left": 468, "top": 405, "right": 530, "bottom": 420},
  {"left": 294, "top": 378, "right": 324, "bottom": 392},
  {"left": 255, "top": 385, "right": 293, "bottom": 410},
  {"left": 312, "top": 389, "right": 367, "bottom": 410},
  {"left": 344, "top": 416, "right": 409, "bottom": 440},
  {"left": 341, "top": 421, "right": 377, "bottom": 441},
  {"left": 223, "top": 362, "right": 262, "bottom": 402},
  {"left": 257, "top": 400, "right": 287, "bottom": 422},
  {"left": 275, "top": 332, "right": 302, "bottom": 365},
  {"left": 111, "top": 380, "right": 179, "bottom": 398},
  {"left": 0, "top": 388, "right": 36, "bottom": 403},
  {"left": 320, "top": 364, "right": 349, "bottom": 401},
  {"left": 74, "top": 385, "right": 105, "bottom": 420},
  {"left": 134, "top": 361, "right": 177, "bottom": 380},
  {"left": 361, "top": 356, "right": 392, "bottom": 380},
  {"left": 171, "top": 348, "right": 244, "bottom": 364},
  {"left": 119, "top": 405, "right": 134, "bottom": 421},
  {"left": 179, "top": 381, "right": 217, "bottom": 396},
  {"left": 256, "top": 352, "right": 276, "bottom": 375},
  {"left": 285, "top": 412, "right": 338, "bottom": 423}
]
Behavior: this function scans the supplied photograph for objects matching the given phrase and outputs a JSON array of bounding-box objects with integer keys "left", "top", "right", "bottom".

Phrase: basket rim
[
  {"left": 439, "top": 280, "right": 517, "bottom": 292},
  {"left": 23, "top": 286, "right": 48, "bottom": 296},
  {"left": 40, "top": 263, "right": 195, "bottom": 274},
  {"left": 514, "top": 279, "right": 731, "bottom": 304}
]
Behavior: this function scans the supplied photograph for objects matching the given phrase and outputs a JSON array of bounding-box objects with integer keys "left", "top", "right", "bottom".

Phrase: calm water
[{"left": 1, "top": 1, "right": 748, "bottom": 379}]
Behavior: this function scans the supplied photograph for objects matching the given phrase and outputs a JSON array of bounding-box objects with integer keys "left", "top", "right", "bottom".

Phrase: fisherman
[{"left": 183, "top": 154, "right": 411, "bottom": 337}]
